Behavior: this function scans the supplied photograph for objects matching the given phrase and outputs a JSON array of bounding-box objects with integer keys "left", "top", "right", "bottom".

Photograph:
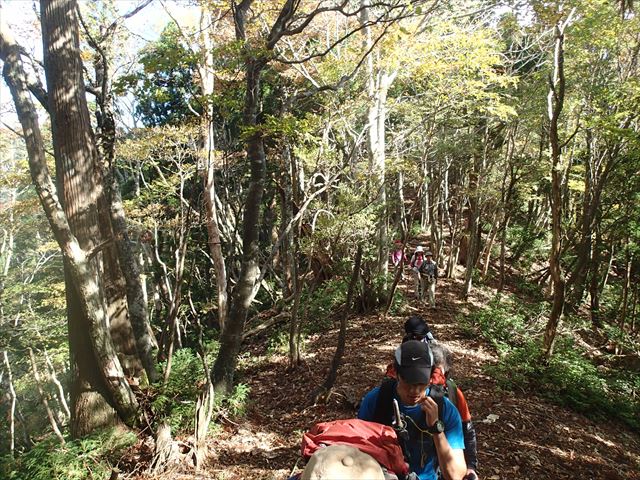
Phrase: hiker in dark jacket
[{"left": 358, "top": 341, "right": 466, "bottom": 480}]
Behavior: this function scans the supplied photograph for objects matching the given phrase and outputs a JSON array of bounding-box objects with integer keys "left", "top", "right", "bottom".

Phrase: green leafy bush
[
  {"left": 0, "top": 428, "right": 136, "bottom": 480},
  {"left": 266, "top": 329, "right": 290, "bottom": 355},
  {"left": 462, "top": 295, "right": 530, "bottom": 353},
  {"left": 226, "top": 383, "right": 251, "bottom": 417},
  {"left": 469, "top": 293, "right": 640, "bottom": 431},
  {"left": 153, "top": 344, "right": 217, "bottom": 434},
  {"left": 303, "top": 278, "right": 348, "bottom": 333}
]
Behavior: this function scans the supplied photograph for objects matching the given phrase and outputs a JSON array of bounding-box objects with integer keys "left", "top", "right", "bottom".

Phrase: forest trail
[{"left": 197, "top": 271, "right": 640, "bottom": 480}]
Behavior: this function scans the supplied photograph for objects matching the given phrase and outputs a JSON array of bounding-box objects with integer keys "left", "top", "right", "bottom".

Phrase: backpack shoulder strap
[
  {"left": 372, "top": 378, "right": 396, "bottom": 426},
  {"left": 446, "top": 378, "right": 459, "bottom": 412}
]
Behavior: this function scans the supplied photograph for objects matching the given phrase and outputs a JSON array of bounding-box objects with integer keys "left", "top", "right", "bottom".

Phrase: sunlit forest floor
[{"left": 144, "top": 271, "right": 640, "bottom": 480}]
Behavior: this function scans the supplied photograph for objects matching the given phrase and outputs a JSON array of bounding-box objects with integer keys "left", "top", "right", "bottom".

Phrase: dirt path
[{"left": 203, "top": 274, "right": 640, "bottom": 480}]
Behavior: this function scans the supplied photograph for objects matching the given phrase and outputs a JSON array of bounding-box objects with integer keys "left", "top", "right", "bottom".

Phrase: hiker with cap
[
  {"left": 358, "top": 341, "right": 466, "bottom": 480},
  {"left": 409, "top": 246, "right": 427, "bottom": 300},
  {"left": 385, "top": 315, "right": 436, "bottom": 379},
  {"left": 421, "top": 251, "right": 438, "bottom": 309}
]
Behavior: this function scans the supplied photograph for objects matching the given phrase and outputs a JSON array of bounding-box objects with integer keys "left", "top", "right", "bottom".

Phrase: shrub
[
  {"left": 0, "top": 428, "right": 136, "bottom": 480},
  {"left": 226, "top": 383, "right": 251, "bottom": 417},
  {"left": 471, "top": 293, "right": 640, "bottom": 432},
  {"left": 303, "top": 278, "right": 348, "bottom": 333},
  {"left": 462, "top": 295, "right": 529, "bottom": 353},
  {"left": 153, "top": 343, "right": 218, "bottom": 434}
]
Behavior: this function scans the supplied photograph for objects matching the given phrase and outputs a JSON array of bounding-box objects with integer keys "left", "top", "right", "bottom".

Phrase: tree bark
[
  {"left": 109, "top": 180, "right": 158, "bottom": 383},
  {"left": 620, "top": 242, "right": 632, "bottom": 331},
  {"left": 288, "top": 247, "right": 304, "bottom": 368},
  {"left": 44, "top": 348, "right": 71, "bottom": 420},
  {"left": 309, "top": 245, "right": 362, "bottom": 404},
  {"left": 543, "top": 12, "right": 574, "bottom": 358},
  {"left": 361, "top": 0, "right": 395, "bottom": 281},
  {"left": 29, "top": 348, "right": 65, "bottom": 443},
  {"left": 463, "top": 152, "right": 481, "bottom": 299},
  {"left": 199, "top": 8, "right": 228, "bottom": 333},
  {"left": 1, "top": 0, "right": 139, "bottom": 437},
  {"left": 211, "top": 1, "right": 267, "bottom": 394},
  {"left": 2, "top": 351, "right": 17, "bottom": 455},
  {"left": 498, "top": 216, "right": 510, "bottom": 293}
]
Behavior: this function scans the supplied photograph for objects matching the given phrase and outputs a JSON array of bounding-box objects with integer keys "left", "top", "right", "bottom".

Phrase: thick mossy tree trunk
[
  {"left": 41, "top": 0, "right": 139, "bottom": 436},
  {"left": 1, "top": 0, "right": 139, "bottom": 438}
]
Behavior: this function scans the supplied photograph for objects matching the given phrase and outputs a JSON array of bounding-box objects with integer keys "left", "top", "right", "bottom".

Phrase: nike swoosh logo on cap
[{"left": 411, "top": 357, "right": 421, "bottom": 361}]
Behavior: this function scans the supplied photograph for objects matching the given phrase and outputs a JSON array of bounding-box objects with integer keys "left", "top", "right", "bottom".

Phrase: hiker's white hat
[
  {"left": 301, "top": 444, "right": 384, "bottom": 480},
  {"left": 415, "top": 246, "right": 424, "bottom": 252}
]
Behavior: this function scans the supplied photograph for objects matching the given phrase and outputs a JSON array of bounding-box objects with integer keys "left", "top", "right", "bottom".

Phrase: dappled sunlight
[{"left": 223, "top": 263, "right": 640, "bottom": 479}]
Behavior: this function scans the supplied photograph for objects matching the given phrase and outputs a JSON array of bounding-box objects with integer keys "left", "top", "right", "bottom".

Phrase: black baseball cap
[
  {"left": 404, "top": 315, "right": 430, "bottom": 336},
  {"left": 394, "top": 340, "right": 434, "bottom": 384}
]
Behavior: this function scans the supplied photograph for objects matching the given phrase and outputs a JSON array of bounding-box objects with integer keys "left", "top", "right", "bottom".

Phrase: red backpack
[{"left": 301, "top": 418, "right": 409, "bottom": 476}]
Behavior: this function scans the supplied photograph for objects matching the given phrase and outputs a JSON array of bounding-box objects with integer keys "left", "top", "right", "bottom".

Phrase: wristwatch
[{"left": 427, "top": 419, "right": 445, "bottom": 435}]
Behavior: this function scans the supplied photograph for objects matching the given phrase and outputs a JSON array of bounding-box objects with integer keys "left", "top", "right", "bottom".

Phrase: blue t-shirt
[{"left": 357, "top": 385, "right": 464, "bottom": 480}]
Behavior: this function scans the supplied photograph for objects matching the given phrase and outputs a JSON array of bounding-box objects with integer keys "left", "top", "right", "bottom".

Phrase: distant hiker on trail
[
  {"left": 391, "top": 239, "right": 408, "bottom": 277},
  {"left": 409, "top": 248, "right": 439, "bottom": 307},
  {"left": 409, "top": 246, "right": 427, "bottom": 300},
  {"left": 358, "top": 340, "right": 467, "bottom": 480}
]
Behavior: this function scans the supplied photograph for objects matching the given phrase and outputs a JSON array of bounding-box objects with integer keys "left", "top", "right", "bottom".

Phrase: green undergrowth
[
  {"left": 0, "top": 427, "right": 136, "bottom": 480},
  {"left": 461, "top": 292, "right": 640, "bottom": 432},
  {"left": 153, "top": 342, "right": 249, "bottom": 434}
]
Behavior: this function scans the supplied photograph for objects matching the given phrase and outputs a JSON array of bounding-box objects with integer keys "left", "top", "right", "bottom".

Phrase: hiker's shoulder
[{"left": 357, "top": 385, "right": 383, "bottom": 419}]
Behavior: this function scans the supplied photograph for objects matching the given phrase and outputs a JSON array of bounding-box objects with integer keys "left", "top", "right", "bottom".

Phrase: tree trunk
[
  {"left": 109, "top": 180, "right": 158, "bottom": 383},
  {"left": 543, "top": 13, "right": 573, "bottom": 358},
  {"left": 281, "top": 145, "right": 295, "bottom": 298},
  {"left": 620, "top": 245, "right": 632, "bottom": 331},
  {"left": 600, "top": 241, "right": 614, "bottom": 293},
  {"left": 29, "top": 348, "right": 65, "bottom": 443},
  {"left": 398, "top": 170, "right": 407, "bottom": 236},
  {"left": 498, "top": 216, "right": 510, "bottom": 293},
  {"left": 630, "top": 284, "right": 638, "bottom": 334},
  {"left": 309, "top": 245, "right": 362, "bottom": 404},
  {"left": 44, "top": 348, "right": 71, "bottom": 420},
  {"left": 288, "top": 246, "right": 304, "bottom": 367},
  {"left": 589, "top": 228, "right": 602, "bottom": 329},
  {"left": 199, "top": 10, "right": 229, "bottom": 334},
  {"left": 1, "top": 0, "right": 139, "bottom": 437},
  {"left": 85, "top": 2, "right": 154, "bottom": 385},
  {"left": 361, "top": 0, "right": 395, "bottom": 281},
  {"left": 481, "top": 223, "right": 498, "bottom": 278},
  {"left": 212, "top": 47, "right": 267, "bottom": 394},
  {"left": 463, "top": 154, "right": 481, "bottom": 299},
  {"left": 2, "top": 351, "right": 17, "bottom": 455}
]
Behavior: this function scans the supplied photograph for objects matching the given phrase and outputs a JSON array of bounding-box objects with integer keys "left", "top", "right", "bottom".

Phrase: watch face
[{"left": 435, "top": 420, "right": 445, "bottom": 433}]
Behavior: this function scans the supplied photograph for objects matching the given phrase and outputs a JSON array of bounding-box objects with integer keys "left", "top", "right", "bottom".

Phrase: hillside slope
[{"left": 152, "top": 274, "right": 640, "bottom": 480}]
